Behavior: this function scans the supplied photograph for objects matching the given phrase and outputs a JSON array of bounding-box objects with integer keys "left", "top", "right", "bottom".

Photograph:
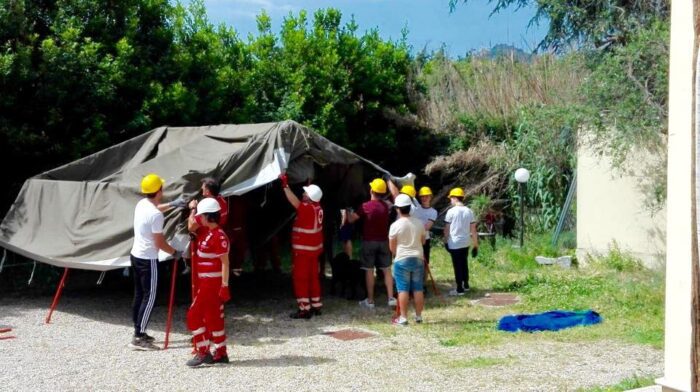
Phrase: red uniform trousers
[
  {"left": 187, "top": 276, "right": 227, "bottom": 357},
  {"left": 292, "top": 251, "right": 322, "bottom": 312}
]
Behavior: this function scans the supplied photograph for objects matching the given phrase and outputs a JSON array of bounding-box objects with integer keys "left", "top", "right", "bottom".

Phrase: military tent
[{"left": 0, "top": 120, "right": 390, "bottom": 272}]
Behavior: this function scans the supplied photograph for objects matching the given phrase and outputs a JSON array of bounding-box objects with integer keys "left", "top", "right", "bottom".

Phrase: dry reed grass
[
  {"left": 413, "top": 53, "right": 587, "bottom": 132},
  {"left": 424, "top": 138, "right": 509, "bottom": 201}
]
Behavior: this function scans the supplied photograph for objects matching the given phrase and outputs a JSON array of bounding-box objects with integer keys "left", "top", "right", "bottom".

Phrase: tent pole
[
  {"left": 45, "top": 268, "right": 69, "bottom": 324},
  {"left": 163, "top": 258, "right": 178, "bottom": 349}
]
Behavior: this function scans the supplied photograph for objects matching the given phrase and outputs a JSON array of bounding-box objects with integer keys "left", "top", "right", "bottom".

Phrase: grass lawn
[{"left": 361, "top": 233, "right": 665, "bottom": 351}]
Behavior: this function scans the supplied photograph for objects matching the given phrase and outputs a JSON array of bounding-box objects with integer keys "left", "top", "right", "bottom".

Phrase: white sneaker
[
  {"left": 392, "top": 316, "right": 408, "bottom": 326},
  {"left": 449, "top": 289, "right": 465, "bottom": 296},
  {"left": 387, "top": 297, "right": 397, "bottom": 307},
  {"left": 415, "top": 315, "right": 423, "bottom": 324},
  {"left": 358, "top": 298, "right": 375, "bottom": 309}
]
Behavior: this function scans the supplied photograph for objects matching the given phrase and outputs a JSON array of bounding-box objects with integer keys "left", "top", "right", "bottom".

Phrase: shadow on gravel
[
  {"left": 0, "top": 267, "right": 409, "bottom": 344},
  {"left": 231, "top": 355, "right": 336, "bottom": 367}
]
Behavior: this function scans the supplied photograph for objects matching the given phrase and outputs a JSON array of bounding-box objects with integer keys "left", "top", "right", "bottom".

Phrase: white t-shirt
[
  {"left": 444, "top": 204, "right": 474, "bottom": 249},
  {"left": 388, "top": 216, "right": 425, "bottom": 261},
  {"left": 413, "top": 206, "right": 437, "bottom": 239},
  {"left": 130, "top": 198, "right": 165, "bottom": 260}
]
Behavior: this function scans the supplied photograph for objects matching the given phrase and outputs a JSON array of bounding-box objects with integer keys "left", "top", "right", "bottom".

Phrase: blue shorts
[{"left": 392, "top": 257, "right": 424, "bottom": 293}]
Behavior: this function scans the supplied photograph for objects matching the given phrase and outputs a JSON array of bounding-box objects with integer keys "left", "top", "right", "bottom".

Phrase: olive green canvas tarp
[{"left": 0, "top": 120, "right": 388, "bottom": 271}]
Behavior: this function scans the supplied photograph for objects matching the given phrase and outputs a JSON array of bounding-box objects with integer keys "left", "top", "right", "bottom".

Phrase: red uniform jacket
[
  {"left": 291, "top": 202, "right": 323, "bottom": 255},
  {"left": 196, "top": 227, "right": 229, "bottom": 276}
]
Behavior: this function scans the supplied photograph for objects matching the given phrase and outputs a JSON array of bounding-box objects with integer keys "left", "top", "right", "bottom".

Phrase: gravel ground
[{"left": 0, "top": 287, "right": 662, "bottom": 392}]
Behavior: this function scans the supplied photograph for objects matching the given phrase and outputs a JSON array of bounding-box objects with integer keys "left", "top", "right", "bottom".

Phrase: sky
[{"left": 186, "top": 0, "right": 548, "bottom": 56}]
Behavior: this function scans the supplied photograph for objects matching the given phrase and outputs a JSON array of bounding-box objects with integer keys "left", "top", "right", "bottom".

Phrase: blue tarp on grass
[{"left": 498, "top": 310, "right": 602, "bottom": 332}]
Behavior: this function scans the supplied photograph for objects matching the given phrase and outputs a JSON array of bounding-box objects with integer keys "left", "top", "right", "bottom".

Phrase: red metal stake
[
  {"left": 163, "top": 258, "right": 178, "bottom": 349},
  {"left": 45, "top": 268, "right": 69, "bottom": 324}
]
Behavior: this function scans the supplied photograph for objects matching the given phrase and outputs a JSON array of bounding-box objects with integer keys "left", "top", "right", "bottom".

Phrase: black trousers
[
  {"left": 130, "top": 255, "right": 158, "bottom": 336},
  {"left": 448, "top": 247, "right": 469, "bottom": 291}
]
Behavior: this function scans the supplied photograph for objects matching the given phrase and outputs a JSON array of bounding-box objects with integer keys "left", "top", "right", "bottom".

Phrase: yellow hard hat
[
  {"left": 448, "top": 187, "right": 465, "bottom": 198},
  {"left": 418, "top": 186, "right": 433, "bottom": 196},
  {"left": 369, "top": 178, "right": 387, "bottom": 194},
  {"left": 400, "top": 185, "right": 416, "bottom": 198},
  {"left": 141, "top": 173, "right": 165, "bottom": 194}
]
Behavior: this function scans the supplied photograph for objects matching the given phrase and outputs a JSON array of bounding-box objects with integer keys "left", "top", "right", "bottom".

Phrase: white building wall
[
  {"left": 658, "top": 0, "right": 695, "bottom": 389},
  {"left": 576, "top": 144, "right": 666, "bottom": 268}
]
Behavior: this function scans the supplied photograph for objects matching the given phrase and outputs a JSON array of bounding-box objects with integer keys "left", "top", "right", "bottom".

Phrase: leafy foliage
[
  {"left": 449, "top": 0, "right": 669, "bottom": 51},
  {"left": 0, "top": 1, "right": 419, "bottom": 213},
  {"left": 580, "top": 21, "right": 669, "bottom": 212}
]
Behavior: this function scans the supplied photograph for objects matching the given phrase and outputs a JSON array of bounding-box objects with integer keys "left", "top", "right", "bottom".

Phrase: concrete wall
[{"left": 576, "top": 144, "right": 666, "bottom": 268}]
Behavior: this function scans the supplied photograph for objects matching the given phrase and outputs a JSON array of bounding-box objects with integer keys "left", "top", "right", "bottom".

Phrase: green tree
[
  {"left": 143, "top": 0, "right": 251, "bottom": 126},
  {"left": 449, "top": 0, "right": 668, "bottom": 50},
  {"left": 0, "top": 0, "right": 175, "bottom": 209}
]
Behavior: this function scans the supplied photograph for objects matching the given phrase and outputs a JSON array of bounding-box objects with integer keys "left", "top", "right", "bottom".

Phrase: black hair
[
  {"left": 203, "top": 211, "right": 221, "bottom": 224},
  {"left": 398, "top": 205, "right": 411, "bottom": 215},
  {"left": 201, "top": 177, "right": 221, "bottom": 196}
]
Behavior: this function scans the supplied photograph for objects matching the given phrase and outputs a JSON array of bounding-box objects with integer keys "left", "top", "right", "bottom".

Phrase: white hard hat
[
  {"left": 195, "top": 197, "right": 221, "bottom": 215},
  {"left": 394, "top": 193, "right": 412, "bottom": 208},
  {"left": 303, "top": 184, "right": 323, "bottom": 202}
]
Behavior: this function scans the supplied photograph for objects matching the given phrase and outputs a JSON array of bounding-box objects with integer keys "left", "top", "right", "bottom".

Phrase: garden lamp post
[{"left": 514, "top": 167, "right": 530, "bottom": 248}]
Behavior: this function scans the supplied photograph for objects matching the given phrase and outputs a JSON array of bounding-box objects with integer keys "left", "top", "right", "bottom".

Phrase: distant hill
[{"left": 473, "top": 44, "right": 533, "bottom": 61}]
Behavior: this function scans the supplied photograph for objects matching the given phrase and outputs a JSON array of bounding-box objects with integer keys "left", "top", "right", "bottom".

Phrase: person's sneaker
[
  {"left": 290, "top": 309, "right": 312, "bottom": 319},
  {"left": 448, "top": 289, "right": 465, "bottom": 296},
  {"left": 387, "top": 297, "right": 397, "bottom": 307},
  {"left": 212, "top": 354, "right": 229, "bottom": 364},
  {"left": 415, "top": 315, "right": 423, "bottom": 324},
  {"left": 358, "top": 298, "right": 375, "bottom": 309},
  {"left": 186, "top": 352, "right": 214, "bottom": 367},
  {"left": 310, "top": 307, "right": 322, "bottom": 316},
  {"left": 140, "top": 333, "right": 155, "bottom": 342},
  {"left": 129, "top": 336, "right": 160, "bottom": 351},
  {"left": 392, "top": 316, "right": 408, "bottom": 326}
]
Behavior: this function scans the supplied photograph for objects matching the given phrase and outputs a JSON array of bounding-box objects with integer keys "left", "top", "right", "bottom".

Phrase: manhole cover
[
  {"left": 323, "top": 329, "right": 375, "bottom": 341},
  {"left": 474, "top": 293, "right": 520, "bottom": 307}
]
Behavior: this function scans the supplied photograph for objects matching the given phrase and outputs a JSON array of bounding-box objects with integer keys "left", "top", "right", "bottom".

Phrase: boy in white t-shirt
[
  {"left": 414, "top": 186, "right": 438, "bottom": 264},
  {"left": 389, "top": 194, "right": 426, "bottom": 326},
  {"left": 129, "top": 173, "right": 180, "bottom": 350},
  {"left": 443, "top": 187, "right": 478, "bottom": 295}
]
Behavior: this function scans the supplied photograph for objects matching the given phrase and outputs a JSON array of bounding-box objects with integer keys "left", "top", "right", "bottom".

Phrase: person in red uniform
[
  {"left": 188, "top": 178, "right": 229, "bottom": 298},
  {"left": 186, "top": 198, "right": 231, "bottom": 367},
  {"left": 279, "top": 174, "right": 324, "bottom": 319}
]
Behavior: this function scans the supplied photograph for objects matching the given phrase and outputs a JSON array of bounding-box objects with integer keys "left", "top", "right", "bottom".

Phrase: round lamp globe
[{"left": 514, "top": 168, "right": 530, "bottom": 183}]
